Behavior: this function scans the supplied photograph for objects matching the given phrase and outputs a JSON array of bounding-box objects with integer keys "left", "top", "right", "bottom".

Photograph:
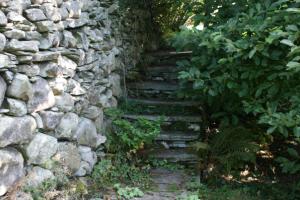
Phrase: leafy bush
[
  {"left": 105, "top": 108, "right": 161, "bottom": 154},
  {"left": 114, "top": 184, "right": 144, "bottom": 199},
  {"left": 172, "top": 0, "right": 300, "bottom": 179}
]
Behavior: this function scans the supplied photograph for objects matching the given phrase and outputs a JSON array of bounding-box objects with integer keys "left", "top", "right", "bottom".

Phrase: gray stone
[
  {"left": 55, "top": 93, "right": 74, "bottom": 112},
  {"left": 4, "top": 29, "right": 26, "bottom": 39},
  {"left": 81, "top": 106, "right": 102, "bottom": 120},
  {"left": 52, "top": 142, "right": 81, "bottom": 174},
  {"left": 62, "top": 30, "right": 77, "bottom": 48},
  {"left": 7, "top": 98, "right": 27, "bottom": 116},
  {"left": 25, "top": 31, "right": 42, "bottom": 40},
  {"left": 15, "top": 191, "right": 33, "bottom": 200},
  {"left": 2, "top": 71, "right": 14, "bottom": 83},
  {"left": 0, "top": 33, "right": 6, "bottom": 51},
  {"left": 7, "top": 73, "right": 33, "bottom": 100},
  {"left": 58, "top": 56, "right": 77, "bottom": 77},
  {"left": 67, "top": 79, "right": 86, "bottom": 96},
  {"left": 109, "top": 73, "right": 122, "bottom": 97},
  {"left": 64, "top": 1, "right": 81, "bottom": 18},
  {"left": 95, "top": 115, "right": 104, "bottom": 132},
  {"left": 75, "top": 161, "right": 90, "bottom": 177},
  {"left": 17, "top": 64, "right": 40, "bottom": 77},
  {"left": 31, "top": 112, "right": 43, "bottom": 129},
  {"left": 6, "top": 39, "right": 40, "bottom": 52},
  {"left": 55, "top": 112, "right": 79, "bottom": 139},
  {"left": 25, "top": 167, "right": 55, "bottom": 187},
  {"left": 25, "top": 8, "right": 47, "bottom": 22},
  {"left": 38, "top": 62, "right": 61, "bottom": 78},
  {"left": 32, "top": 51, "right": 60, "bottom": 62},
  {"left": 74, "top": 118, "right": 106, "bottom": 148},
  {"left": 42, "top": 3, "right": 61, "bottom": 22},
  {"left": 7, "top": 11, "right": 26, "bottom": 22},
  {"left": 0, "top": 76, "right": 6, "bottom": 107},
  {"left": 26, "top": 133, "right": 58, "bottom": 165},
  {"left": 0, "top": 10, "right": 7, "bottom": 26},
  {"left": 78, "top": 146, "right": 97, "bottom": 169},
  {"left": 65, "top": 12, "right": 89, "bottom": 28},
  {"left": 0, "top": 148, "right": 24, "bottom": 196},
  {"left": 40, "top": 111, "right": 63, "bottom": 130},
  {"left": 0, "top": 54, "right": 10, "bottom": 69},
  {"left": 48, "top": 77, "right": 67, "bottom": 95},
  {"left": 35, "top": 21, "right": 55, "bottom": 32},
  {"left": 27, "top": 77, "right": 56, "bottom": 113},
  {"left": 18, "top": 56, "right": 33, "bottom": 63},
  {"left": 0, "top": 115, "right": 36, "bottom": 147}
]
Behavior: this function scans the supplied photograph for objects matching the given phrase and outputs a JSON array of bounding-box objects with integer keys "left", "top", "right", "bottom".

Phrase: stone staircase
[{"left": 126, "top": 50, "right": 202, "bottom": 164}]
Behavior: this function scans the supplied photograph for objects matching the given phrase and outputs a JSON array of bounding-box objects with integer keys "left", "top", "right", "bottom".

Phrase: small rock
[
  {"left": 6, "top": 39, "right": 40, "bottom": 52},
  {"left": 35, "top": 21, "right": 55, "bottom": 32},
  {"left": 7, "top": 11, "right": 26, "bottom": 22},
  {"left": 0, "top": 76, "right": 7, "bottom": 107},
  {"left": 42, "top": 3, "right": 61, "bottom": 22},
  {"left": 74, "top": 117, "right": 106, "bottom": 148},
  {"left": 67, "top": 79, "right": 86, "bottom": 96},
  {"left": 78, "top": 146, "right": 97, "bottom": 169},
  {"left": 7, "top": 73, "right": 33, "bottom": 101},
  {"left": 4, "top": 29, "right": 26, "bottom": 39},
  {"left": 55, "top": 112, "right": 79, "bottom": 139},
  {"left": 26, "top": 133, "right": 58, "bottom": 165},
  {"left": 25, "top": 8, "right": 47, "bottom": 22},
  {"left": 81, "top": 106, "right": 102, "bottom": 120},
  {"left": 40, "top": 111, "right": 63, "bottom": 130},
  {"left": 48, "top": 77, "right": 67, "bottom": 95},
  {"left": 62, "top": 30, "right": 77, "bottom": 48},
  {"left": 58, "top": 56, "right": 77, "bottom": 77},
  {"left": 0, "top": 115, "right": 36, "bottom": 147},
  {"left": 0, "top": 33, "right": 6, "bottom": 51},
  {"left": 0, "top": 54, "right": 10, "bottom": 69},
  {"left": 55, "top": 93, "right": 74, "bottom": 112},
  {"left": 53, "top": 142, "right": 81, "bottom": 174},
  {"left": 0, "top": 10, "right": 7, "bottom": 26},
  {"left": 38, "top": 62, "right": 61, "bottom": 78},
  {"left": 32, "top": 51, "right": 60, "bottom": 62},
  {"left": 27, "top": 77, "right": 56, "bottom": 113},
  {"left": 15, "top": 191, "right": 33, "bottom": 200},
  {"left": 7, "top": 98, "right": 27, "bottom": 116},
  {"left": 17, "top": 64, "right": 40, "bottom": 77},
  {"left": 0, "top": 148, "right": 24, "bottom": 196}
]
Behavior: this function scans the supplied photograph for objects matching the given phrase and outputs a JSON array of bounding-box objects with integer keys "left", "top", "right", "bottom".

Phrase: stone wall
[{"left": 0, "top": 0, "right": 150, "bottom": 196}]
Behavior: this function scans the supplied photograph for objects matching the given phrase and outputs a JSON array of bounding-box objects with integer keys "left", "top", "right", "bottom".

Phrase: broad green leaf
[
  {"left": 280, "top": 39, "right": 295, "bottom": 47},
  {"left": 287, "top": 61, "right": 300, "bottom": 70}
]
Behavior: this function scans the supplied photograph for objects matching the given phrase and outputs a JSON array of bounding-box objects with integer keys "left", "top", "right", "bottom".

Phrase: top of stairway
[{"left": 127, "top": 98, "right": 201, "bottom": 107}]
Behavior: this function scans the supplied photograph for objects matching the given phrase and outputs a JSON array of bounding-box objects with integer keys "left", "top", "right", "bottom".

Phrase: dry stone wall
[{"left": 0, "top": 0, "right": 149, "bottom": 196}]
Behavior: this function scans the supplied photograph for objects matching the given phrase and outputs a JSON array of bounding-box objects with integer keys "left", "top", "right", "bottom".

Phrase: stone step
[
  {"left": 147, "top": 51, "right": 193, "bottom": 58},
  {"left": 156, "top": 131, "right": 199, "bottom": 141},
  {"left": 127, "top": 98, "right": 201, "bottom": 107},
  {"left": 127, "top": 81, "right": 179, "bottom": 91},
  {"left": 123, "top": 114, "right": 202, "bottom": 123},
  {"left": 150, "top": 149, "right": 198, "bottom": 163}
]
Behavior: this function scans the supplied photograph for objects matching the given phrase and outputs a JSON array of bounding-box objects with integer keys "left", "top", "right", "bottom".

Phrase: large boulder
[
  {"left": 55, "top": 93, "right": 74, "bottom": 112},
  {"left": 0, "top": 10, "right": 7, "bottom": 26},
  {"left": 0, "top": 76, "right": 6, "bottom": 107},
  {"left": 0, "top": 148, "right": 24, "bottom": 196},
  {"left": 26, "top": 133, "right": 58, "bottom": 165},
  {"left": 0, "top": 116, "right": 36, "bottom": 147},
  {"left": 27, "top": 78, "right": 55, "bottom": 113}
]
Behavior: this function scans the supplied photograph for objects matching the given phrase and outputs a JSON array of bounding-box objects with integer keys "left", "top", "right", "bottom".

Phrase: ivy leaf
[
  {"left": 293, "top": 127, "right": 300, "bottom": 137},
  {"left": 280, "top": 39, "right": 295, "bottom": 47},
  {"left": 287, "top": 148, "right": 299, "bottom": 159},
  {"left": 249, "top": 48, "right": 257, "bottom": 58},
  {"left": 287, "top": 61, "right": 300, "bottom": 70}
]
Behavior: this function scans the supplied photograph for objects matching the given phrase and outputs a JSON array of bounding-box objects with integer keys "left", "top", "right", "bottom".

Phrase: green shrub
[{"left": 172, "top": 0, "right": 300, "bottom": 180}]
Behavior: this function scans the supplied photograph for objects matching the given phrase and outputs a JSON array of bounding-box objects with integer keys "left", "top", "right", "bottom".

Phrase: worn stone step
[
  {"left": 127, "top": 81, "right": 179, "bottom": 91},
  {"left": 147, "top": 51, "right": 193, "bottom": 58},
  {"left": 127, "top": 98, "right": 201, "bottom": 107},
  {"left": 123, "top": 114, "right": 202, "bottom": 123},
  {"left": 156, "top": 131, "right": 199, "bottom": 141},
  {"left": 150, "top": 149, "right": 198, "bottom": 163}
]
